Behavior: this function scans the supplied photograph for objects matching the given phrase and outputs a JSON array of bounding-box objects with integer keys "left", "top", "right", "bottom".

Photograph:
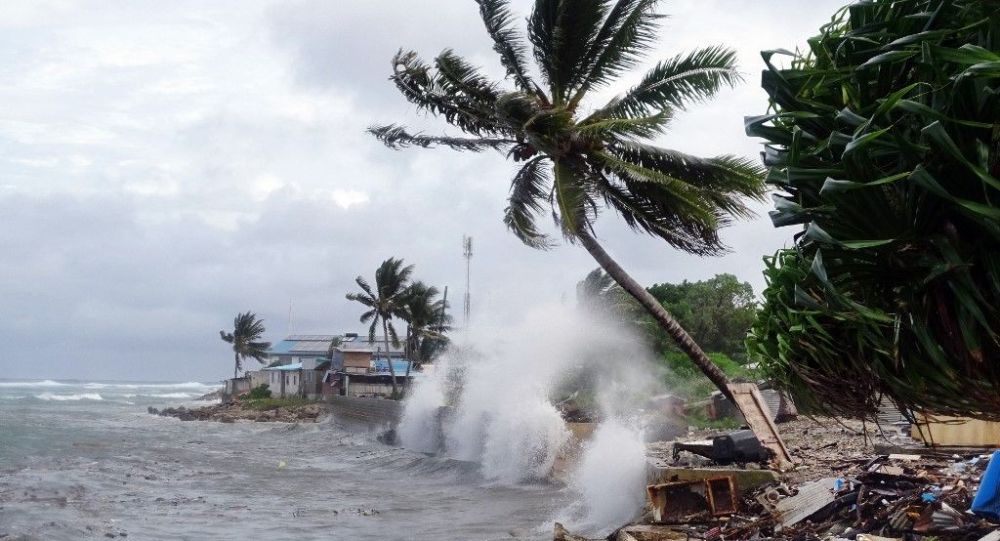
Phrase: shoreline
[{"left": 148, "top": 400, "right": 328, "bottom": 423}]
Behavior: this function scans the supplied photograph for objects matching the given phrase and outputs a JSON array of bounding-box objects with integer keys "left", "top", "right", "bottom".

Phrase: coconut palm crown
[
  {"left": 370, "top": 0, "right": 766, "bottom": 398},
  {"left": 219, "top": 311, "right": 271, "bottom": 379},
  {"left": 345, "top": 257, "right": 415, "bottom": 397}
]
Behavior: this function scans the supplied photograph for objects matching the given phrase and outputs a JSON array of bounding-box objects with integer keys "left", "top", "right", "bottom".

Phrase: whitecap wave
[
  {"left": 146, "top": 392, "right": 197, "bottom": 399},
  {"left": 34, "top": 392, "right": 104, "bottom": 401},
  {"left": 0, "top": 380, "right": 68, "bottom": 388},
  {"left": 82, "top": 382, "right": 217, "bottom": 391}
]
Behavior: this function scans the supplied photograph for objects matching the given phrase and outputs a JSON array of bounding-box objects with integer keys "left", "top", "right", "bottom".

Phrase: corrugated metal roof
[{"left": 263, "top": 362, "right": 303, "bottom": 371}]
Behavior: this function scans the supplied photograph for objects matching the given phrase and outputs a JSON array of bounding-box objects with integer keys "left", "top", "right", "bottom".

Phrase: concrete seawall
[{"left": 327, "top": 396, "right": 403, "bottom": 429}]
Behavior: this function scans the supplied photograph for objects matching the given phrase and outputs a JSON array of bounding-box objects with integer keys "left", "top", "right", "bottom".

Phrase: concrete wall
[
  {"left": 327, "top": 395, "right": 403, "bottom": 428},
  {"left": 249, "top": 371, "right": 267, "bottom": 389}
]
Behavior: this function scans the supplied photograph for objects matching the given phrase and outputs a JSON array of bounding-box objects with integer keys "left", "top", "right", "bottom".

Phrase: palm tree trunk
[
  {"left": 382, "top": 319, "right": 399, "bottom": 398},
  {"left": 234, "top": 352, "right": 239, "bottom": 380},
  {"left": 576, "top": 229, "right": 735, "bottom": 403}
]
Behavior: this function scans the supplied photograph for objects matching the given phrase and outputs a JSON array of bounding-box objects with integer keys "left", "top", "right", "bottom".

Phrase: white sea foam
[
  {"left": 82, "top": 382, "right": 216, "bottom": 391},
  {"left": 565, "top": 418, "right": 648, "bottom": 531},
  {"left": 146, "top": 392, "right": 198, "bottom": 399},
  {"left": 400, "top": 303, "right": 664, "bottom": 495},
  {"left": 35, "top": 392, "right": 104, "bottom": 401},
  {"left": 0, "top": 380, "right": 68, "bottom": 388}
]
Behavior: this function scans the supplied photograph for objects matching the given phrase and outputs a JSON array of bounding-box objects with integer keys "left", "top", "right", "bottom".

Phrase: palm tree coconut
[
  {"left": 346, "top": 257, "right": 414, "bottom": 398},
  {"left": 403, "top": 281, "right": 452, "bottom": 371},
  {"left": 370, "top": 0, "right": 766, "bottom": 399},
  {"left": 219, "top": 312, "right": 271, "bottom": 379}
]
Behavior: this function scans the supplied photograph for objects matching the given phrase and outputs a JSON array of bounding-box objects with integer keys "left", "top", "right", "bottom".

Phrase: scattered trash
[{"left": 647, "top": 476, "right": 738, "bottom": 523}]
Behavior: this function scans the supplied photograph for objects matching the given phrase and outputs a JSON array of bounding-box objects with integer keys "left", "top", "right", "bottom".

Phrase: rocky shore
[{"left": 148, "top": 401, "right": 328, "bottom": 423}]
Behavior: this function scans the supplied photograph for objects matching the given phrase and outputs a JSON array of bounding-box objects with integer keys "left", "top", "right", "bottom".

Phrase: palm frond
[
  {"left": 595, "top": 45, "right": 741, "bottom": 119},
  {"left": 608, "top": 141, "right": 766, "bottom": 218},
  {"left": 475, "top": 0, "right": 541, "bottom": 97},
  {"left": 592, "top": 167, "right": 727, "bottom": 255},
  {"left": 552, "top": 158, "right": 595, "bottom": 237},
  {"left": 529, "top": 0, "right": 607, "bottom": 103},
  {"left": 576, "top": 111, "right": 671, "bottom": 139},
  {"left": 390, "top": 50, "right": 508, "bottom": 136},
  {"left": 369, "top": 124, "right": 516, "bottom": 152},
  {"left": 569, "top": 0, "right": 662, "bottom": 108},
  {"left": 504, "top": 156, "right": 556, "bottom": 248},
  {"left": 434, "top": 49, "right": 502, "bottom": 104}
]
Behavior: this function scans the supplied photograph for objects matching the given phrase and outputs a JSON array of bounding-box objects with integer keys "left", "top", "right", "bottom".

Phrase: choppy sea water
[{"left": 0, "top": 380, "right": 570, "bottom": 541}]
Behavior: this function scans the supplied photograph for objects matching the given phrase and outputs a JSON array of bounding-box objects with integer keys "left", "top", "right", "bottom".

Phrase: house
[
  {"left": 325, "top": 352, "right": 415, "bottom": 399},
  {"left": 262, "top": 358, "right": 330, "bottom": 399},
  {"left": 263, "top": 332, "right": 411, "bottom": 399}
]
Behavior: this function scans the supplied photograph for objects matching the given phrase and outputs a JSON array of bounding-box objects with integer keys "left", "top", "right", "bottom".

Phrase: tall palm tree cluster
[
  {"left": 219, "top": 312, "right": 271, "bottom": 379},
  {"left": 370, "top": 0, "right": 766, "bottom": 399},
  {"left": 346, "top": 257, "right": 451, "bottom": 397}
]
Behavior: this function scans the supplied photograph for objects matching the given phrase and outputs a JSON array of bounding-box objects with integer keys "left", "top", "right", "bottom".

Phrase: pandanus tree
[
  {"left": 346, "top": 257, "right": 414, "bottom": 398},
  {"left": 370, "top": 0, "right": 766, "bottom": 398},
  {"left": 219, "top": 312, "right": 271, "bottom": 379},
  {"left": 746, "top": 0, "right": 1000, "bottom": 420}
]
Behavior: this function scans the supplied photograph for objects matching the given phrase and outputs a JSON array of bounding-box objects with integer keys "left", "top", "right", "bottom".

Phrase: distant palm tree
[
  {"left": 345, "top": 258, "right": 414, "bottom": 398},
  {"left": 403, "top": 281, "right": 452, "bottom": 371},
  {"left": 219, "top": 312, "right": 271, "bottom": 379},
  {"left": 370, "top": 0, "right": 766, "bottom": 399}
]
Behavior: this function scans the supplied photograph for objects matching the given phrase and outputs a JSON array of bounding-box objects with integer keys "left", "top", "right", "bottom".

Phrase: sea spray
[
  {"left": 399, "top": 302, "right": 666, "bottom": 494},
  {"left": 564, "top": 418, "right": 648, "bottom": 531}
]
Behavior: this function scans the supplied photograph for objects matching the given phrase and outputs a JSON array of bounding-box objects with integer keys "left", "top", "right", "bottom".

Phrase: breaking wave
[
  {"left": 34, "top": 392, "right": 104, "bottom": 401},
  {"left": 0, "top": 380, "right": 68, "bottom": 388}
]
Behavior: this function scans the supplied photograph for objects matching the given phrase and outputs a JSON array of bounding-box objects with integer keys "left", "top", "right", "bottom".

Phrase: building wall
[
  {"left": 283, "top": 371, "right": 301, "bottom": 397},
  {"left": 342, "top": 351, "right": 372, "bottom": 371},
  {"left": 267, "top": 370, "right": 286, "bottom": 397},
  {"left": 249, "top": 371, "right": 267, "bottom": 390},
  {"left": 345, "top": 380, "right": 394, "bottom": 398}
]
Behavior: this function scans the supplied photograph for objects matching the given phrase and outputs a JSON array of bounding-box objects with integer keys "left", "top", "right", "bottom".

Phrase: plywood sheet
[
  {"left": 911, "top": 415, "right": 1000, "bottom": 447},
  {"left": 728, "top": 383, "right": 793, "bottom": 468}
]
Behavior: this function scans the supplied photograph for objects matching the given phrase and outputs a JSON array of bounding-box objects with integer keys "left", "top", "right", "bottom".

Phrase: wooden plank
[
  {"left": 911, "top": 414, "right": 1000, "bottom": 447},
  {"left": 728, "top": 383, "right": 793, "bottom": 468}
]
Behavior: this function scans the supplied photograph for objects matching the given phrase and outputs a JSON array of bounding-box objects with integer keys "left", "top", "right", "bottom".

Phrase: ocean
[{"left": 0, "top": 380, "right": 572, "bottom": 541}]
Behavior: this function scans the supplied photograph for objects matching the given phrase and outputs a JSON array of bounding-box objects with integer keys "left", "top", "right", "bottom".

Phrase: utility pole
[{"left": 463, "top": 235, "right": 473, "bottom": 326}]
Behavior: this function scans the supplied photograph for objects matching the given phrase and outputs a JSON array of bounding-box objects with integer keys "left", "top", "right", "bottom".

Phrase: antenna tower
[{"left": 462, "top": 235, "right": 473, "bottom": 324}]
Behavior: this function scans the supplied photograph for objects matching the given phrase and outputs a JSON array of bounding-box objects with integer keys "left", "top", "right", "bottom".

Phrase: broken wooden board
[
  {"left": 727, "top": 383, "right": 793, "bottom": 468},
  {"left": 769, "top": 477, "right": 837, "bottom": 529}
]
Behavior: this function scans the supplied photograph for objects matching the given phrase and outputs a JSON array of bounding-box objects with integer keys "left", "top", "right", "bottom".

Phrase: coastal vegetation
[
  {"left": 219, "top": 312, "right": 271, "bottom": 379},
  {"left": 747, "top": 0, "right": 1000, "bottom": 420},
  {"left": 576, "top": 269, "right": 757, "bottom": 399},
  {"left": 369, "top": 0, "right": 766, "bottom": 401},
  {"left": 346, "top": 257, "right": 450, "bottom": 398}
]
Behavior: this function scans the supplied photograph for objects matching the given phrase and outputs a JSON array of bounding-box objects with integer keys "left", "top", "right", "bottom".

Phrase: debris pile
[{"left": 557, "top": 448, "right": 1000, "bottom": 541}]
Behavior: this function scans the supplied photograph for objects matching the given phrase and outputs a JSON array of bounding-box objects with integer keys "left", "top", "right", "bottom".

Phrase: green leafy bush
[
  {"left": 247, "top": 384, "right": 271, "bottom": 400},
  {"left": 747, "top": 0, "right": 1000, "bottom": 419}
]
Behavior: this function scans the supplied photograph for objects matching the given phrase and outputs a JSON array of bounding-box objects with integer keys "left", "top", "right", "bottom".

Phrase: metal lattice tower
[{"left": 462, "top": 235, "right": 472, "bottom": 325}]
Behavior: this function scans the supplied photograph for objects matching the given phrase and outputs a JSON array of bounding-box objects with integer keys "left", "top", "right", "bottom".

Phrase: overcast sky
[{"left": 0, "top": 0, "right": 845, "bottom": 382}]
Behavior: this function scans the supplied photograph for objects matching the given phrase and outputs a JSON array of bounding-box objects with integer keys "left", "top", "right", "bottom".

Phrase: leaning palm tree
[
  {"left": 369, "top": 0, "right": 766, "bottom": 399},
  {"left": 219, "top": 312, "right": 271, "bottom": 379},
  {"left": 345, "top": 257, "right": 414, "bottom": 398},
  {"left": 402, "top": 281, "right": 452, "bottom": 370}
]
